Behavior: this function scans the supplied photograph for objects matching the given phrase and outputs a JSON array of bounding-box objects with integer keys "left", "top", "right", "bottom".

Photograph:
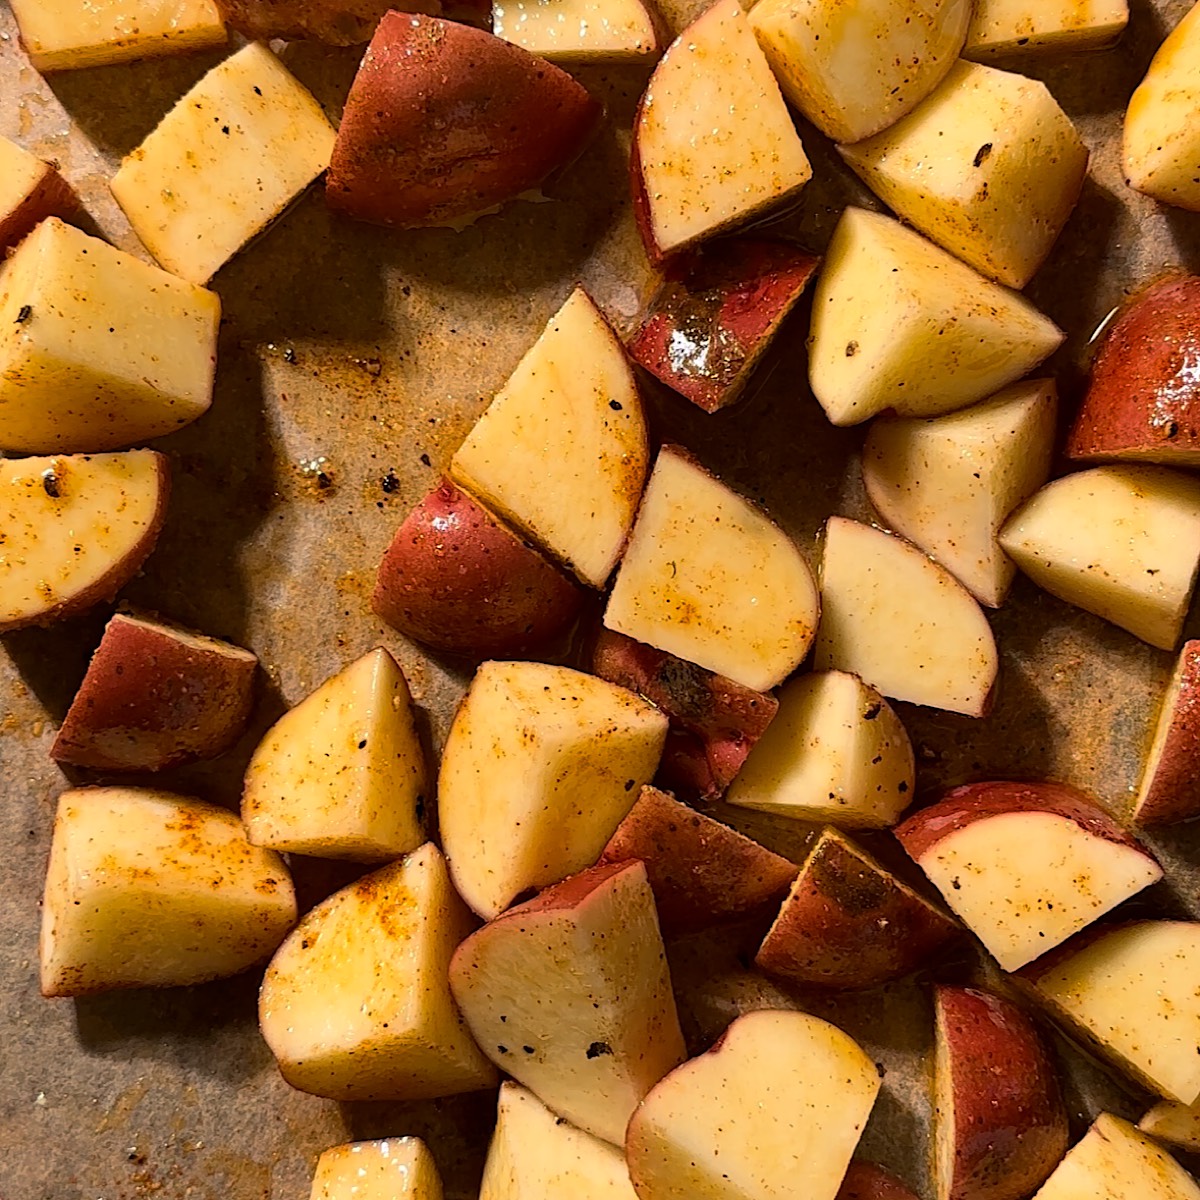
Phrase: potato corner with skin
[
  {"left": 0, "top": 218, "right": 220, "bottom": 454},
  {"left": 756, "top": 827, "right": 959, "bottom": 990},
  {"left": 840, "top": 61, "right": 1088, "bottom": 289},
  {"left": 626, "top": 1009, "right": 881, "bottom": 1200},
  {"left": 242, "top": 647, "right": 425, "bottom": 864},
  {"left": 40, "top": 787, "right": 296, "bottom": 998},
  {"left": 0, "top": 135, "right": 75, "bottom": 253},
  {"left": 438, "top": 660, "right": 666, "bottom": 919},
  {"left": 0, "top": 450, "right": 169, "bottom": 632},
  {"left": 837, "top": 1164, "right": 921, "bottom": 1200},
  {"left": 311, "top": 1138, "right": 443, "bottom": 1200},
  {"left": 450, "top": 288, "right": 648, "bottom": 590},
  {"left": 998, "top": 464, "right": 1200, "bottom": 651},
  {"left": 373, "top": 478, "right": 585, "bottom": 659},
  {"left": 808, "top": 208, "right": 1063, "bottom": 427},
  {"left": 51, "top": 610, "right": 257, "bottom": 772},
  {"left": 259, "top": 842, "right": 497, "bottom": 1102},
  {"left": 933, "top": 987, "right": 1068, "bottom": 1200},
  {"left": 449, "top": 860, "right": 686, "bottom": 1145},
  {"left": 492, "top": 0, "right": 659, "bottom": 63},
  {"left": 604, "top": 447, "right": 820, "bottom": 693},
  {"left": 814, "top": 518, "right": 998, "bottom": 718},
  {"left": 631, "top": 0, "right": 812, "bottom": 261},
  {"left": 1135, "top": 640, "right": 1200, "bottom": 826},
  {"left": 327, "top": 12, "right": 600, "bottom": 229},
  {"left": 863, "top": 379, "right": 1058, "bottom": 609},
  {"left": 964, "top": 0, "right": 1129, "bottom": 59},
  {"left": 897, "top": 781, "right": 1162, "bottom": 972}
]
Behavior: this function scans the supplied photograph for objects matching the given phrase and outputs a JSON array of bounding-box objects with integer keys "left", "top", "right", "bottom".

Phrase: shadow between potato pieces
[{"left": 1, "top": 610, "right": 108, "bottom": 724}]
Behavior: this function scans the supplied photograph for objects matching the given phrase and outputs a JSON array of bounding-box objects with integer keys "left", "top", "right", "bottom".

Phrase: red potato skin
[
  {"left": 592, "top": 629, "right": 778, "bottom": 801},
  {"left": 628, "top": 241, "right": 820, "bottom": 413},
  {"left": 629, "top": 103, "right": 664, "bottom": 264},
  {"left": 754, "top": 830, "right": 960, "bottom": 989},
  {"left": 327, "top": 12, "right": 602, "bottom": 228},
  {"left": 935, "top": 986, "right": 1068, "bottom": 1200},
  {"left": 596, "top": 785, "right": 796, "bottom": 935},
  {"left": 836, "top": 1163, "right": 921, "bottom": 1200},
  {"left": 51, "top": 612, "right": 257, "bottom": 772},
  {"left": 1135, "top": 641, "right": 1200, "bottom": 825},
  {"left": 372, "top": 477, "right": 585, "bottom": 657},
  {"left": 0, "top": 166, "right": 76, "bottom": 253},
  {"left": 1068, "top": 275, "right": 1200, "bottom": 465}
]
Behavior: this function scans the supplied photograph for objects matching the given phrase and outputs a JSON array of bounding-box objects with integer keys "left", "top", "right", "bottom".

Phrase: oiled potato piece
[
  {"left": 112, "top": 42, "right": 336, "bottom": 285},
  {"left": 311, "top": 1138, "right": 443, "bottom": 1200},
  {"left": 493, "top": 0, "right": 658, "bottom": 61},
  {"left": 840, "top": 62, "right": 1088, "bottom": 288},
  {"left": 0, "top": 218, "right": 220, "bottom": 453},
  {"left": 40, "top": 786, "right": 296, "bottom": 996},
  {"left": 0, "top": 136, "right": 74, "bottom": 252},
  {"left": 965, "top": 0, "right": 1129, "bottom": 59}
]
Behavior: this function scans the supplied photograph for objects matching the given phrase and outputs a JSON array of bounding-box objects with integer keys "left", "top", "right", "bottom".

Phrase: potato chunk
[
  {"left": 964, "top": 0, "right": 1129, "bottom": 59},
  {"left": 493, "top": 0, "right": 658, "bottom": 61},
  {"left": 311, "top": 1138, "right": 443, "bottom": 1200},
  {"left": 40, "top": 786, "right": 296, "bottom": 997},
  {"left": 0, "top": 218, "right": 220, "bottom": 453},
  {"left": 0, "top": 136, "right": 74, "bottom": 252}
]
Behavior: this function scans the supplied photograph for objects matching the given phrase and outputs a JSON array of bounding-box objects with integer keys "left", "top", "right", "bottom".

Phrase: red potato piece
[
  {"left": 51, "top": 611, "right": 257, "bottom": 772},
  {"left": 327, "top": 12, "right": 601, "bottom": 228},
  {"left": 837, "top": 1164, "right": 920, "bottom": 1200},
  {"left": 628, "top": 240, "right": 820, "bottom": 413},
  {"left": 0, "top": 137, "right": 75, "bottom": 253},
  {"left": 1068, "top": 275, "right": 1200, "bottom": 466},
  {"left": 373, "top": 478, "right": 585, "bottom": 658},
  {"left": 1135, "top": 640, "right": 1200, "bottom": 825},
  {"left": 592, "top": 628, "right": 778, "bottom": 801},
  {"left": 597, "top": 785, "right": 796, "bottom": 935},
  {"left": 934, "top": 986, "right": 1068, "bottom": 1200},
  {"left": 755, "top": 827, "right": 959, "bottom": 990}
]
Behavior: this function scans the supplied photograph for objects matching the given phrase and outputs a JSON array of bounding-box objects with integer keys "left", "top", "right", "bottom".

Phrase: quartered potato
[
  {"left": 0, "top": 135, "right": 74, "bottom": 252},
  {"left": 964, "top": 0, "right": 1129, "bottom": 59},
  {"left": 311, "top": 1138, "right": 443, "bottom": 1200},
  {"left": 493, "top": 0, "right": 659, "bottom": 62},
  {"left": 1135, "top": 641, "right": 1200, "bottom": 826}
]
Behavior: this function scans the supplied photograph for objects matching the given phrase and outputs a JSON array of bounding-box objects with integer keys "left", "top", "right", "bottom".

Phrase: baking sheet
[{"left": 3, "top": 0, "right": 1200, "bottom": 1195}]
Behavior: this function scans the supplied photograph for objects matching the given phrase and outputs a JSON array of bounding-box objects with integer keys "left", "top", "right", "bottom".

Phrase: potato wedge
[
  {"left": 493, "top": 0, "right": 658, "bottom": 62},
  {"left": 1135, "top": 641, "right": 1200, "bottom": 826},
  {"left": 965, "top": 0, "right": 1129, "bottom": 59},
  {"left": 0, "top": 136, "right": 74, "bottom": 252},
  {"left": 311, "top": 1138, "right": 443, "bottom": 1200}
]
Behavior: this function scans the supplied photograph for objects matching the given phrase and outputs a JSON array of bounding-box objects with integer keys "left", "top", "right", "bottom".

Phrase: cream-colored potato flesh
[
  {"left": 242, "top": 648, "right": 426, "bottom": 862},
  {"left": 1034, "top": 1113, "right": 1200, "bottom": 1200},
  {"left": 438, "top": 660, "right": 666, "bottom": 919},
  {"left": 8, "top": 0, "right": 226, "bottom": 71},
  {"left": 1141, "top": 1100, "right": 1200, "bottom": 1153},
  {"left": 0, "top": 217, "right": 220, "bottom": 453},
  {"left": 0, "top": 451, "right": 167, "bottom": 630},
  {"left": 808, "top": 208, "right": 1063, "bottom": 426},
  {"left": 914, "top": 811, "right": 1162, "bottom": 971},
  {"left": 726, "top": 670, "right": 914, "bottom": 828},
  {"left": 450, "top": 288, "right": 648, "bottom": 588},
  {"left": 863, "top": 380, "right": 1058, "bottom": 608},
  {"left": 635, "top": 0, "right": 811, "bottom": 256},
  {"left": 626, "top": 1010, "right": 880, "bottom": 1200},
  {"left": 311, "top": 1138, "right": 443, "bottom": 1200},
  {"left": 493, "top": 0, "right": 658, "bottom": 61},
  {"left": 998, "top": 465, "right": 1200, "bottom": 650},
  {"left": 0, "top": 136, "right": 52, "bottom": 218},
  {"left": 965, "top": 0, "right": 1129, "bottom": 59},
  {"left": 814, "top": 517, "right": 998, "bottom": 717},
  {"left": 112, "top": 42, "right": 336, "bottom": 285},
  {"left": 1125, "top": 3, "right": 1200, "bottom": 212},
  {"left": 840, "top": 62, "right": 1088, "bottom": 288},
  {"left": 480, "top": 1083, "right": 638, "bottom": 1200},
  {"left": 40, "top": 787, "right": 296, "bottom": 997},
  {"left": 259, "top": 843, "right": 497, "bottom": 1102},
  {"left": 1029, "top": 922, "right": 1200, "bottom": 1105},
  {"left": 604, "top": 447, "right": 819, "bottom": 692}
]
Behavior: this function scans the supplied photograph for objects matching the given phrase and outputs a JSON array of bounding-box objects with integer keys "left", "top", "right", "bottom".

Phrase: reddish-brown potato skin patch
[
  {"left": 327, "top": 12, "right": 602, "bottom": 227},
  {"left": 0, "top": 166, "right": 76, "bottom": 253},
  {"left": 496, "top": 859, "right": 639, "bottom": 918},
  {"left": 836, "top": 1162, "right": 921, "bottom": 1200},
  {"left": 1067, "top": 274, "right": 1200, "bottom": 465},
  {"left": 1136, "top": 640, "right": 1200, "bottom": 825},
  {"left": 372, "top": 477, "right": 585, "bottom": 657}
]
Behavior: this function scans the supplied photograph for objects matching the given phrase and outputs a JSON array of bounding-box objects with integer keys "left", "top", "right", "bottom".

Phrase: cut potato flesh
[
  {"left": 0, "top": 450, "right": 169, "bottom": 630},
  {"left": 1141, "top": 1100, "right": 1200, "bottom": 1153},
  {"left": 492, "top": 0, "right": 658, "bottom": 61},
  {"left": 998, "top": 465, "right": 1200, "bottom": 650},
  {"left": 808, "top": 208, "right": 1063, "bottom": 425},
  {"left": 814, "top": 517, "right": 998, "bottom": 717},
  {"left": 40, "top": 786, "right": 296, "bottom": 997},
  {"left": 862, "top": 379, "right": 1058, "bottom": 608},
  {"left": 450, "top": 288, "right": 648, "bottom": 589},
  {"left": 0, "top": 135, "right": 73, "bottom": 252},
  {"left": 112, "top": 42, "right": 337, "bottom": 285},
  {"left": 726, "top": 670, "right": 914, "bottom": 828},
  {"left": 311, "top": 1138, "right": 443, "bottom": 1200},
  {"left": 604, "top": 446, "right": 819, "bottom": 692},
  {"left": 633, "top": 0, "right": 811, "bottom": 257},
  {"left": 242, "top": 647, "right": 426, "bottom": 862},
  {"left": 965, "top": 0, "right": 1129, "bottom": 59},
  {"left": 840, "top": 62, "right": 1088, "bottom": 288}
]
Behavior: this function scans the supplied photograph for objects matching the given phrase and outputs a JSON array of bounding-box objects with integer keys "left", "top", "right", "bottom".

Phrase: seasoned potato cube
[
  {"left": 0, "top": 136, "right": 74, "bottom": 252},
  {"left": 311, "top": 1138, "right": 443, "bottom": 1200},
  {"left": 965, "top": 0, "right": 1129, "bottom": 60},
  {"left": 493, "top": 0, "right": 658, "bottom": 61}
]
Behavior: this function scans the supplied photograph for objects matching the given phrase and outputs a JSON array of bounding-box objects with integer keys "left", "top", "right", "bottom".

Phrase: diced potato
[
  {"left": 0, "top": 136, "right": 74, "bottom": 252},
  {"left": 311, "top": 1138, "right": 443, "bottom": 1200},
  {"left": 111, "top": 42, "right": 336, "bottom": 285},
  {"left": 40, "top": 786, "right": 296, "bottom": 997},
  {"left": 1141, "top": 1099, "right": 1200, "bottom": 1154},
  {"left": 0, "top": 217, "right": 220, "bottom": 453},
  {"left": 259, "top": 843, "right": 498, "bottom": 1101},
  {"left": 807, "top": 208, "right": 1063, "bottom": 425},
  {"left": 603, "top": 446, "right": 820, "bottom": 692},
  {"left": 9, "top": 0, "right": 227, "bottom": 71},
  {"left": 242, "top": 648, "right": 426, "bottom": 863},
  {"left": 840, "top": 62, "right": 1088, "bottom": 288},
  {"left": 965, "top": 0, "right": 1129, "bottom": 59},
  {"left": 493, "top": 0, "right": 658, "bottom": 61}
]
